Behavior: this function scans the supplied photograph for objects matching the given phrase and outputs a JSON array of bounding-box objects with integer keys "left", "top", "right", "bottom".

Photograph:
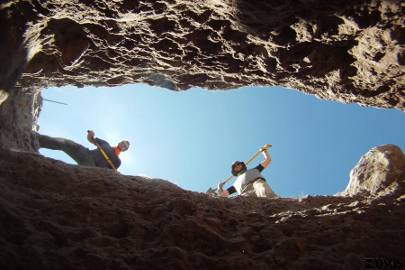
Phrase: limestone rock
[
  {"left": 0, "top": 2, "right": 404, "bottom": 268},
  {"left": 0, "top": 88, "right": 41, "bottom": 151},
  {"left": 340, "top": 145, "right": 405, "bottom": 197},
  {"left": 0, "top": 0, "right": 404, "bottom": 151},
  {"left": 0, "top": 0, "right": 404, "bottom": 110},
  {"left": 0, "top": 147, "right": 404, "bottom": 269}
]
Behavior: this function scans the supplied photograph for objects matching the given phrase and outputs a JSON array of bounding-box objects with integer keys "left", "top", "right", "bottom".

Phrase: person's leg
[
  {"left": 253, "top": 180, "right": 278, "bottom": 198},
  {"left": 240, "top": 183, "right": 256, "bottom": 197},
  {"left": 38, "top": 134, "right": 95, "bottom": 166}
]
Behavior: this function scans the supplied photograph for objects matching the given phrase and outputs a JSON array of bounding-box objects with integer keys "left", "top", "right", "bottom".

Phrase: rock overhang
[
  {"left": 0, "top": 2, "right": 404, "bottom": 267},
  {"left": 0, "top": 0, "right": 404, "bottom": 151}
]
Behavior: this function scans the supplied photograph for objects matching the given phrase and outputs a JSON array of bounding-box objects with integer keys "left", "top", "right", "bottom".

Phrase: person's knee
[
  {"left": 254, "top": 181, "right": 277, "bottom": 198},
  {"left": 38, "top": 134, "right": 58, "bottom": 149},
  {"left": 77, "top": 156, "right": 96, "bottom": 167},
  {"left": 254, "top": 182, "right": 266, "bottom": 197}
]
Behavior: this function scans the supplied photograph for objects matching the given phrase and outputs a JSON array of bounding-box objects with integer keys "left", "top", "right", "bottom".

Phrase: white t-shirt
[{"left": 233, "top": 165, "right": 265, "bottom": 194}]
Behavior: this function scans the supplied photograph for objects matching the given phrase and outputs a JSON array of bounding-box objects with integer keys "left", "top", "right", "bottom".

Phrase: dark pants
[{"left": 38, "top": 134, "right": 95, "bottom": 166}]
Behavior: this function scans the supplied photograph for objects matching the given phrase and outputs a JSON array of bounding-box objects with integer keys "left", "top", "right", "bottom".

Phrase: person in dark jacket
[{"left": 38, "top": 130, "right": 130, "bottom": 170}]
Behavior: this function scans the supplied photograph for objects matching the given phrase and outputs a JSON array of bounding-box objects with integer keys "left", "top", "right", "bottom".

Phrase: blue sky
[{"left": 39, "top": 84, "right": 405, "bottom": 197}]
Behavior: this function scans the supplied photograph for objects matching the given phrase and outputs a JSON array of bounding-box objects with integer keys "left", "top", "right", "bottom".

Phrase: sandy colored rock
[
  {"left": 0, "top": 89, "right": 8, "bottom": 105},
  {"left": 0, "top": 147, "right": 404, "bottom": 270},
  {"left": 0, "top": 0, "right": 404, "bottom": 151},
  {"left": 0, "top": 2, "right": 404, "bottom": 268},
  {"left": 340, "top": 145, "right": 405, "bottom": 197},
  {"left": 0, "top": 0, "right": 403, "bottom": 109},
  {"left": 0, "top": 88, "right": 41, "bottom": 151}
]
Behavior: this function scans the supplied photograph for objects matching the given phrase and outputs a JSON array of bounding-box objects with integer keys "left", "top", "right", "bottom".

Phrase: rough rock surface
[
  {"left": 0, "top": 2, "right": 404, "bottom": 268},
  {"left": 0, "top": 0, "right": 404, "bottom": 151},
  {"left": 0, "top": 88, "right": 41, "bottom": 151},
  {"left": 340, "top": 145, "right": 405, "bottom": 197},
  {"left": 1, "top": 0, "right": 404, "bottom": 109},
  {"left": 0, "top": 146, "right": 404, "bottom": 270}
]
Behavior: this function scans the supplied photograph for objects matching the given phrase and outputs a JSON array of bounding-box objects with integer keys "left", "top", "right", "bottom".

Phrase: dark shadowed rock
[
  {"left": 0, "top": 146, "right": 404, "bottom": 270},
  {"left": 0, "top": 1, "right": 404, "bottom": 269}
]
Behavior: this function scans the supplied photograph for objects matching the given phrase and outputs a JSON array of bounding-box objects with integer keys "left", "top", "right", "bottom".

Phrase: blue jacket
[{"left": 90, "top": 138, "right": 121, "bottom": 169}]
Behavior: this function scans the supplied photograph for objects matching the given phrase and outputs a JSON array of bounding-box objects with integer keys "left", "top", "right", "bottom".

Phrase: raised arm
[{"left": 259, "top": 145, "right": 272, "bottom": 168}]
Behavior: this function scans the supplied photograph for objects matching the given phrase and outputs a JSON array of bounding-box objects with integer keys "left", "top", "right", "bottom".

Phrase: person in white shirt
[{"left": 217, "top": 146, "right": 278, "bottom": 198}]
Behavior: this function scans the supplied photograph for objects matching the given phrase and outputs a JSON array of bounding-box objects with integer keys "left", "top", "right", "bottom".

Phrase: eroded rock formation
[
  {"left": 0, "top": 145, "right": 404, "bottom": 270},
  {"left": 7, "top": 0, "right": 405, "bottom": 103},
  {"left": 0, "top": 0, "right": 404, "bottom": 151},
  {"left": 0, "top": 88, "right": 41, "bottom": 151},
  {"left": 0, "top": 1, "right": 404, "bottom": 269},
  {"left": 340, "top": 145, "right": 405, "bottom": 197}
]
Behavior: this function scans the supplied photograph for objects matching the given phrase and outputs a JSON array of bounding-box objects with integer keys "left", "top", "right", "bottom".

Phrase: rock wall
[
  {"left": 340, "top": 144, "right": 405, "bottom": 197},
  {"left": 0, "top": 2, "right": 404, "bottom": 268},
  {"left": 0, "top": 0, "right": 404, "bottom": 150},
  {"left": 0, "top": 147, "right": 404, "bottom": 270},
  {"left": 0, "top": 88, "right": 41, "bottom": 152},
  {"left": 15, "top": 0, "right": 405, "bottom": 109}
]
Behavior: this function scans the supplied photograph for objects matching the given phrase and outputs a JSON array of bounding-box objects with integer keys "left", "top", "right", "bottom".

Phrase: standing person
[
  {"left": 38, "top": 130, "right": 130, "bottom": 170},
  {"left": 217, "top": 145, "right": 278, "bottom": 198}
]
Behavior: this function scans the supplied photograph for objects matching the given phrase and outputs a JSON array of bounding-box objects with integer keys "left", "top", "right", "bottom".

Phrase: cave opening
[
  {"left": 1, "top": 1, "right": 405, "bottom": 268},
  {"left": 38, "top": 84, "right": 405, "bottom": 197}
]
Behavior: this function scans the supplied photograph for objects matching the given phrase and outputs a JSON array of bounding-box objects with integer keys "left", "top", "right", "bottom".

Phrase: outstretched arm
[{"left": 260, "top": 146, "right": 272, "bottom": 169}]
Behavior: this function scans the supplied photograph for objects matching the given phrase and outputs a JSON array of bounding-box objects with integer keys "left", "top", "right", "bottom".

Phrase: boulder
[{"left": 340, "top": 145, "right": 405, "bottom": 197}]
